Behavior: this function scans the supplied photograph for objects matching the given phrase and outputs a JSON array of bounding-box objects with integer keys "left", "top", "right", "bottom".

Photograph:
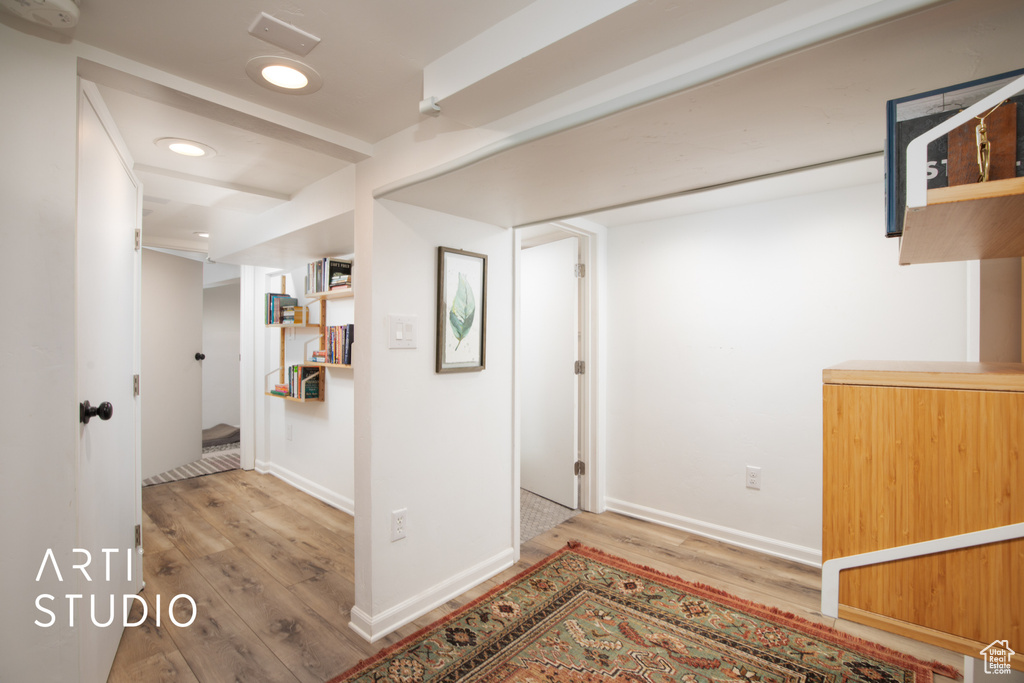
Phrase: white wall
[
  {"left": 351, "top": 197, "right": 514, "bottom": 640},
  {"left": 605, "top": 179, "right": 967, "bottom": 564},
  {"left": 0, "top": 21, "right": 81, "bottom": 682},
  {"left": 202, "top": 282, "right": 241, "bottom": 429}
]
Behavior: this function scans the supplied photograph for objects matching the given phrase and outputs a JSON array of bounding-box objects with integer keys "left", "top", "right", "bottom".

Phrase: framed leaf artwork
[{"left": 436, "top": 246, "right": 487, "bottom": 373}]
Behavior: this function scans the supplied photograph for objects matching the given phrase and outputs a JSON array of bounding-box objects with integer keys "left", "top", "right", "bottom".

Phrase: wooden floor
[{"left": 108, "top": 470, "right": 962, "bottom": 683}]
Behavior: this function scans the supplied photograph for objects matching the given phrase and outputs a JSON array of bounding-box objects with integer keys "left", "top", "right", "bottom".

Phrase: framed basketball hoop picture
[{"left": 884, "top": 67, "right": 1024, "bottom": 237}]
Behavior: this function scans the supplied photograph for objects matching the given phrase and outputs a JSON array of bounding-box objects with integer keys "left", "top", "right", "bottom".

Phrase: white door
[
  {"left": 141, "top": 249, "right": 203, "bottom": 479},
  {"left": 77, "top": 81, "right": 142, "bottom": 682},
  {"left": 520, "top": 237, "right": 579, "bottom": 509}
]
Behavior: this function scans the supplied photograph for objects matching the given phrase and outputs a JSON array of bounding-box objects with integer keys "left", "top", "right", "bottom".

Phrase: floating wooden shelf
[
  {"left": 306, "top": 287, "right": 353, "bottom": 300},
  {"left": 264, "top": 391, "right": 324, "bottom": 403},
  {"left": 900, "top": 171, "right": 1024, "bottom": 265},
  {"left": 266, "top": 322, "right": 319, "bottom": 328}
]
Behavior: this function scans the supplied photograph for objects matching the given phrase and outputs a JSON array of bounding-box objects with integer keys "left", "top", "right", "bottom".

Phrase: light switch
[{"left": 388, "top": 315, "right": 416, "bottom": 349}]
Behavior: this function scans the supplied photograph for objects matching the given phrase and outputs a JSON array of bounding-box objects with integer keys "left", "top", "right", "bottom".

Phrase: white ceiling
[
  {"left": 73, "top": 0, "right": 539, "bottom": 142},
  {"left": 379, "top": 0, "right": 1024, "bottom": 227},
  {"left": 6, "top": 0, "right": 1021, "bottom": 263}
]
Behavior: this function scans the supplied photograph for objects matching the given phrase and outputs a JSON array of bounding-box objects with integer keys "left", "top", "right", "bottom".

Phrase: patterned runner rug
[
  {"left": 331, "top": 543, "right": 957, "bottom": 683},
  {"left": 141, "top": 444, "right": 240, "bottom": 487}
]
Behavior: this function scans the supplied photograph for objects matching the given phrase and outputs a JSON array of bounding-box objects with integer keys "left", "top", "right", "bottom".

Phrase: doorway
[
  {"left": 516, "top": 223, "right": 597, "bottom": 544},
  {"left": 140, "top": 248, "right": 242, "bottom": 485}
]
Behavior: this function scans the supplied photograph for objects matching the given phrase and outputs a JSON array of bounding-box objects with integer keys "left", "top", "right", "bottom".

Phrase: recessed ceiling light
[
  {"left": 246, "top": 56, "right": 322, "bottom": 95},
  {"left": 262, "top": 64, "right": 308, "bottom": 89},
  {"left": 194, "top": 232, "right": 210, "bottom": 238},
  {"left": 155, "top": 137, "right": 217, "bottom": 158}
]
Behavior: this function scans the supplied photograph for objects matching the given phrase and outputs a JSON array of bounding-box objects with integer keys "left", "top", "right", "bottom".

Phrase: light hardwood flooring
[{"left": 108, "top": 469, "right": 962, "bottom": 683}]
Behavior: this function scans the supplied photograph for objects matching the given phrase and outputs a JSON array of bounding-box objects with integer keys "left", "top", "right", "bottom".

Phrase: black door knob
[
  {"left": 195, "top": 352, "right": 206, "bottom": 361},
  {"left": 80, "top": 400, "right": 113, "bottom": 424}
]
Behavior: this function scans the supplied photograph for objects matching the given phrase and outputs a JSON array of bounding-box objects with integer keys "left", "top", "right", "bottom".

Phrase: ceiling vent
[
  {"left": 248, "top": 12, "right": 320, "bottom": 56},
  {"left": 0, "top": 0, "right": 79, "bottom": 28}
]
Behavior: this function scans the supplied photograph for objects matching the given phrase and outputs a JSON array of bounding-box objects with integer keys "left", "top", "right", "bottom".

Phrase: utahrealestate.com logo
[{"left": 980, "top": 640, "right": 1017, "bottom": 675}]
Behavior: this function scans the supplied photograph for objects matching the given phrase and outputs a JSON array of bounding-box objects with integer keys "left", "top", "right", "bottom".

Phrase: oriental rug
[{"left": 330, "top": 543, "right": 957, "bottom": 683}]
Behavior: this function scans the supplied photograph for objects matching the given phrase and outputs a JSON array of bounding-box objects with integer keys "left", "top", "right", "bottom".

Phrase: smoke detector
[{"left": 0, "top": 0, "right": 80, "bottom": 28}]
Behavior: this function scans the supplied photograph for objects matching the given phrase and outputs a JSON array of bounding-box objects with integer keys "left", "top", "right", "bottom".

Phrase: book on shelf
[
  {"left": 323, "top": 323, "right": 355, "bottom": 365},
  {"left": 306, "top": 258, "right": 352, "bottom": 295},
  {"left": 265, "top": 293, "right": 298, "bottom": 324},
  {"left": 286, "top": 365, "right": 321, "bottom": 399}
]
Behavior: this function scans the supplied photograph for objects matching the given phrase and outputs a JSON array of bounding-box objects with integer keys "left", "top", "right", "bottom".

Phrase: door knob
[
  {"left": 195, "top": 352, "right": 206, "bottom": 361},
  {"left": 80, "top": 400, "right": 113, "bottom": 424}
]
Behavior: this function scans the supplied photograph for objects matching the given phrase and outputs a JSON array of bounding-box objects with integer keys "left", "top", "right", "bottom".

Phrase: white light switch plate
[{"left": 389, "top": 315, "right": 416, "bottom": 349}]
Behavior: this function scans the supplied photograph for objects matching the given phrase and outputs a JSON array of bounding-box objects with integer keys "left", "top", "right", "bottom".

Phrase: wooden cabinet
[{"left": 823, "top": 361, "right": 1023, "bottom": 667}]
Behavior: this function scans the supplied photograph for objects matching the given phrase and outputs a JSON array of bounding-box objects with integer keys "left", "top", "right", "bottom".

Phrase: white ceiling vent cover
[
  {"left": 248, "top": 12, "right": 320, "bottom": 56},
  {"left": 0, "top": 0, "right": 79, "bottom": 27}
]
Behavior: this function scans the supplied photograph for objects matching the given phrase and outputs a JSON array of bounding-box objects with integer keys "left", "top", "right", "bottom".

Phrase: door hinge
[
  {"left": 133, "top": 374, "right": 140, "bottom": 396},
  {"left": 134, "top": 524, "right": 141, "bottom": 548},
  {"left": 574, "top": 461, "right": 586, "bottom": 476},
  {"left": 134, "top": 229, "right": 141, "bottom": 251},
  {"left": 574, "top": 360, "right": 585, "bottom": 375},
  {"left": 575, "top": 263, "right": 585, "bottom": 278}
]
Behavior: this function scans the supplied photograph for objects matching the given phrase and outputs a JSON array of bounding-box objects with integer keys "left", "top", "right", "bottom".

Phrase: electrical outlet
[
  {"left": 746, "top": 466, "right": 762, "bottom": 490},
  {"left": 391, "top": 508, "right": 407, "bottom": 542},
  {"left": 286, "top": 423, "right": 293, "bottom": 441}
]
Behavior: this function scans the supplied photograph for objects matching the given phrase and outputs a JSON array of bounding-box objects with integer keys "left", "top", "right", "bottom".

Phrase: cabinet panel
[{"left": 823, "top": 375, "right": 1023, "bottom": 659}]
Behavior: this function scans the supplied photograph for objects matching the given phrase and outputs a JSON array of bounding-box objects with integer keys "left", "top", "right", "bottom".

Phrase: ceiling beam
[
  {"left": 134, "top": 164, "right": 291, "bottom": 202},
  {"left": 378, "top": 0, "right": 949, "bottom": 226},
  {"left": 422, "top": 0, "right": 636, "bottom": 106}
]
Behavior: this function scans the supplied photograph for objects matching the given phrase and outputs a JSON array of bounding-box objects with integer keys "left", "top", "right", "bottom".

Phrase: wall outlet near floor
[
  {"left": 391, "top": 508, "right": 408, "bottom": 542},
  {"left": 746, "top": 465, "right": 762, "bottom": 490}
]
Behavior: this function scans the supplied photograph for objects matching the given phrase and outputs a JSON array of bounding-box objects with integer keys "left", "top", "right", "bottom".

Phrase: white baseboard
[
  {"left": 253, "top": 459, "right": 354, "bottom": 516},
  {"left": 349, "top": 547, "right": 515, "bottom": 643},
  {"left": 605, "top": 498, "right": 822, "bottom": 567}
]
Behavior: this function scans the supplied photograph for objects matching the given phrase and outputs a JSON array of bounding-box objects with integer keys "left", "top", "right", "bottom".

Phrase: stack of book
[
  {"left": 306, "top": 258, "right": 352, "bottom": 295},
  {"left": 265, "top": 293, "right": 300, "bottom": 325},
  {"left": 280, "top": 305, "right": 305, "bottom": 325}
]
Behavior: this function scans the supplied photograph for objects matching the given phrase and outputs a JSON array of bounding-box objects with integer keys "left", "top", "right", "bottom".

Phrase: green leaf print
[{"left": 449, "top": 273, "right": 476, "bottom": 350}]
